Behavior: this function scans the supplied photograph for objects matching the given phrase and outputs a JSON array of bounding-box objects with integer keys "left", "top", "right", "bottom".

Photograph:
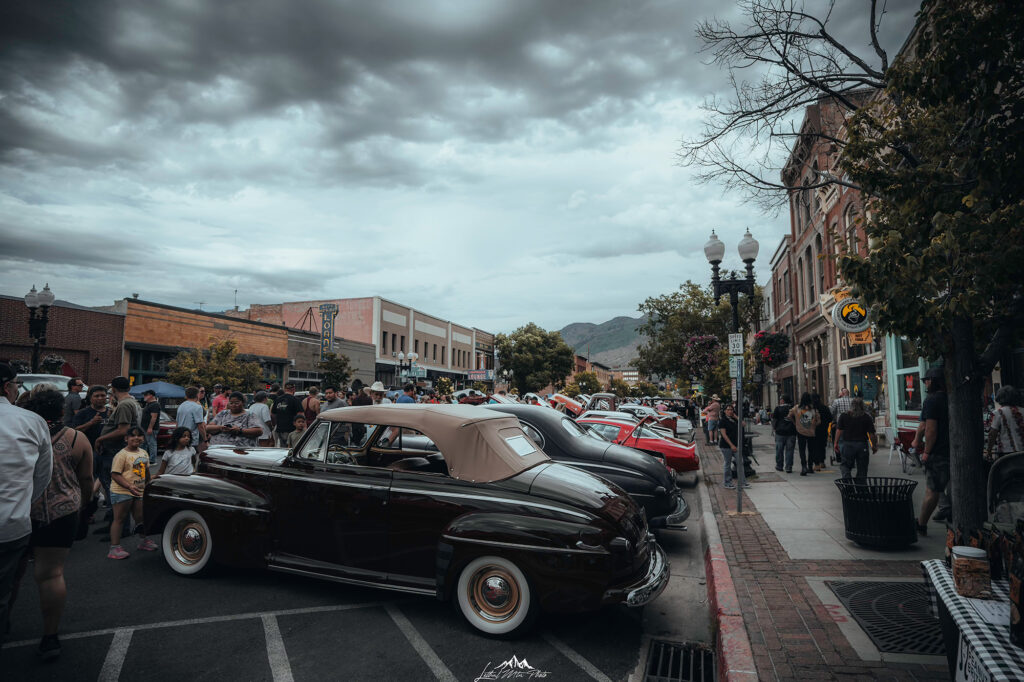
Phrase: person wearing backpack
[
  {"left": 771, "top": 395, "right": 797, "bottom": 472},
  {"left": 788, "top": 393, "right": 821, "bottom": 476}
]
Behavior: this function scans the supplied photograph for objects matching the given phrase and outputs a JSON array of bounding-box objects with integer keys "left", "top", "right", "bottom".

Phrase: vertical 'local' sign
[{"left": 319, "top": 303, "right": 339, "bottom": 360}]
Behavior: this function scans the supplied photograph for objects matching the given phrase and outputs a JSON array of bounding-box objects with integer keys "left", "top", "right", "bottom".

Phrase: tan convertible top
[{"left": 318, "top": 404, "right": 550, "bottom": 482}]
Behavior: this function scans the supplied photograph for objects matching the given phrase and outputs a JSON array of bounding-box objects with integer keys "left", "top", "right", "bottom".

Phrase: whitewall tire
[
  {"left": 456, "top": 555, "right": 536, "bottom": 637},
  {"left": 162, "top": 509, "right": 213, "bottom": 576}
]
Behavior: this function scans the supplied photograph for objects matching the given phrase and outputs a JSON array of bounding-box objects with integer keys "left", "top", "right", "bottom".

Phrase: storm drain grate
[
  {"left": 826, "top": 581, "right": 945, "bottom": 656},
  {"left": 645, "top": 640, "right": 716, "bottom": 682}
]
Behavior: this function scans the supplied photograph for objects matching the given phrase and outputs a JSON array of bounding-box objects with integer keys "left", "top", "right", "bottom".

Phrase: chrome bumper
[
  {"left": 610, "top": 543, "right": 670, "bottom": 607},
  {"left": 648, "top": 496, "right": 690, "bottom": 529}
]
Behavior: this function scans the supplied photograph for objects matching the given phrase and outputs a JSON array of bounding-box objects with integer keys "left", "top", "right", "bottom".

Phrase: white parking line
[
  {"left": 2, "top": 601, "right": 389, "bottom": 649},
  {"left": 385, "top": 604, "right": 457, "bottom": 682},
  {"left": 262, "top": 615, "right": 294, "bottom": 682},
  {"left": 98, "top": 628, "right": 133, "bottom": 682},
  {"left": 543, "top": 633, "right": 614, "bottom": 682}
]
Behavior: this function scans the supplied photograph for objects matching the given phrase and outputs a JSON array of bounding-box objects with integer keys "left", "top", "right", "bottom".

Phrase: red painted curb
[{"left": 698, "top": 440, "right": 759, "bottom": 681}]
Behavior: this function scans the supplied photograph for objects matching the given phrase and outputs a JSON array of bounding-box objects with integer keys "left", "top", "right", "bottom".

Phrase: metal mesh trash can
[{"left": 834, "top": 477, "right": 919, "bottom": 548}]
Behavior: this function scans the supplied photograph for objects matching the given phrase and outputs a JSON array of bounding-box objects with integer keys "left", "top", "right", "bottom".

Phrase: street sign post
[
  {"left": 731, "top": 354, "right": 746, "bottom": 513},
  {"left": 728, "top": 333, "right": 744, "bottom": 355}
]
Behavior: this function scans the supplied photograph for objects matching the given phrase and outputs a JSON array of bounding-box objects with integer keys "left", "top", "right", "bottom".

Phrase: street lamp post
[
  {"left": 24, "top": 283, "right": 56, "bottom": 373},
  {"left": 704, "top": 229, "right": 759, "bottom": 512},
  {"left": 393, "top": 352, "right": 418, "bottom": 385}
]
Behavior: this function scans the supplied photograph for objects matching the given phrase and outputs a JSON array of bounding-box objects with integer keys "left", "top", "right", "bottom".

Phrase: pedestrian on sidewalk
[
  {"left": 915, "top": 368, "right": 950, "bottom": 533},
  {"left": 788, "top": 393, "right": 820, "bottom": 476},
  {"left": 810, "top": 393, "right": 832, "bottom": 471},
  {"left": 62, "top": 377, "right": 84, "bottom": 427},
  {"left": 771, "top": 394, "right": 797, "bottom": 472},
  {"left": 92, "top": 377, "right": 141, "bottom": 524},
  {"left": 208, "top": 392, "right": 262, "bottom": 448},
  {"left": 157, "top": 428, "right": 195, "bottom": 476},
  {"left": 718, "top": 403, "right": 748, "bottom": 489},
  {"left": 703, "top": 395, "right": 721, "bottom": 445},
  {"left": 834, "top": 398, "right": 876, "bottom": 482},
  {"left": 13, "top": 388, "right": 93, "bottom": 660},
  {"left": 271, "top": 383, "right": 302, "bottom": 447},
  {"left": 210, "top": 384, "right": 229, "bottom": 418},
  {"left": 985, "top": 385, "right": 1023, "bottom": 462}
]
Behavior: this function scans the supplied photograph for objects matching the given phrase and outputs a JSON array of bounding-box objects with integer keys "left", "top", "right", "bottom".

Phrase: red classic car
[
  {"left": 577, "top": 417, "right": 699, "bottom": 474},
  {"left": 144, "top": 405, "right": 669, "bottom": 637}
]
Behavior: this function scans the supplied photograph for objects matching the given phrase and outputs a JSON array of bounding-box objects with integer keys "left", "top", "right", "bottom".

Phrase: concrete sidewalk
[{"left": 700, "top": 424, "right": 950, "bottom": 681}]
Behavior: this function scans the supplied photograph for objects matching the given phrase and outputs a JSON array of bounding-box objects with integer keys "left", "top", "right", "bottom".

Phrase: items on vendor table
[
  {"left": 952, "top": 546, "right": 992, "bottom": 598},
  {"left": 984, "top": 524, "right": 1004, "bottom": 581}
]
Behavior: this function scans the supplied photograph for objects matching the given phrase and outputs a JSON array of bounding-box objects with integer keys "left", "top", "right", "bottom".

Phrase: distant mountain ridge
[{"left": 558, "top": 315, "right": 647, "bottom": 368}]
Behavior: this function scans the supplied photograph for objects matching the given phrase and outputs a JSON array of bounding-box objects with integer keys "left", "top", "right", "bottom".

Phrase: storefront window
[
  {"left": 898, "top": 338, "right": 919, "bottom": 370},
  {"left": 899, "top": 372, "right": 922, "bottom": 411}
]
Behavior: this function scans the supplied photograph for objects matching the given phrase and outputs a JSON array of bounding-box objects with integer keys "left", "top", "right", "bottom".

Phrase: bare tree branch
[{"left": 679, "top": 0, "right": 895, "bottom": 208}]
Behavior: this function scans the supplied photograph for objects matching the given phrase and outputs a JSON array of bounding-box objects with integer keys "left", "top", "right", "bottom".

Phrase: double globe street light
[
  {"left": 24, "top": 283, "right": 56, "bottom": 373},
  {"left": 393, "top": 351, "right": 419, "bottom": 384},
  {"left": 704, "top": 229, "right": 759, "bottom": 512},
  {"left": 704, "top": 228, "right": 760, "bottom": 334}
]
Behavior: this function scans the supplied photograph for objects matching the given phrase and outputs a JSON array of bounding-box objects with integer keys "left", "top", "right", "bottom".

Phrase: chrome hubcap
[
  {"left": 172, "top": 521, "right": 206, "bottom": 566},
  {"left": 469, "top": 565, "right": 520, "bottom": 623}
]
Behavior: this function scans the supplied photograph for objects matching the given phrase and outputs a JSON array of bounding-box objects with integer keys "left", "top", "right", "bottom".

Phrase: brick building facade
[{"left": 0, "top": 293, "right": 124, "bottom": 385}]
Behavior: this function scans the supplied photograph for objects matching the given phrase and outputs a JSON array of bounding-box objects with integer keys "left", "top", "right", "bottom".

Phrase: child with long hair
[
  {"left": 108, "top": 426, "right": 157, "bottom": 559},
  {"left": 158, "top": 427, "right": 195, "bottom": 476}
]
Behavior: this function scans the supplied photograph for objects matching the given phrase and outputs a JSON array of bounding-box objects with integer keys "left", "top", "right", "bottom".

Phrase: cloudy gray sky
[{"left": 0, "top": 0, "right": 918, "bottom": 333}]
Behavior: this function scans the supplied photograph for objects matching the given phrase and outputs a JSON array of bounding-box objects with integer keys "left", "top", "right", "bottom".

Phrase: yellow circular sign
[{"left": 832, "top": 299, "right": 870, "bottom": 332}]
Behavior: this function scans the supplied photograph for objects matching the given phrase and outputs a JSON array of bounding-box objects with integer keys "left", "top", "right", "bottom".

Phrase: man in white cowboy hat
[{"left": 366, "top": 381, "right": 392, "bottom": 405}]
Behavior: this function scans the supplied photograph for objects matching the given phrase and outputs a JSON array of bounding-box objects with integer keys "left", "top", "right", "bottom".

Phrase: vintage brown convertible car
[{"left": 144, "top": 405, "right": 669, "bottom": 636}]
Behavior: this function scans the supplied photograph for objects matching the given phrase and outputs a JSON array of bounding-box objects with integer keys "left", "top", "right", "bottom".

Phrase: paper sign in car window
[{"left": 505, "top": 435, "right": 537, "bottom": 457}]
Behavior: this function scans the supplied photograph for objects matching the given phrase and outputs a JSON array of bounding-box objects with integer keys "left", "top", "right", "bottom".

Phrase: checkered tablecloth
[{"left": 922, "top": 559, "right": 1024, "bottom": 681}]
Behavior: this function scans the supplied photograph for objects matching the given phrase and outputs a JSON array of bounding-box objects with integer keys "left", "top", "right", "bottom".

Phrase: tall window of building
[
  {"left": 400, "top": 335, "right": 405, "bottom": 352},
  {"left": 414, "top": 339, "right": 419, "bottom": 354},
  {"left": 783, "top": 269, "right": 791, "bottom": 302},
  {"left": 391, "top": 333, "right": 396, "bottom": 355},
  {"left": 433, "top": 344, "right": 437, "bottom": 361},
  {"left": 381, "top": 331, "right": 387, "bottom": 353},
  {"left": 805, "top": 247, "right": 815, "bottom": 302},
  {"left": 815, "top": 234, "right": 824, "bottom": 294},
  {"left": 845, "top": 205, "right": 860, "bottom": 256},
  {"left": 796, "top": 259, "right": 804, "bottom": 310},
  {"left": 442, "top": 346, "right": 446, "bottom": 364}
]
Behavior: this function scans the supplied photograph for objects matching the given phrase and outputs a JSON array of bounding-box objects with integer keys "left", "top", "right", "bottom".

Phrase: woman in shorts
[{"left": 19, "top": 388, "right": 94, "bottom": 660}]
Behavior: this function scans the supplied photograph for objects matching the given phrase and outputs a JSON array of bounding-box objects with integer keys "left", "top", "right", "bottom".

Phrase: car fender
[
  {"left": 437, "top": 512, "right": 614, "bottom": 608},
  {"left": 144, "top": 474, "right": 273, "bottom": 567}
]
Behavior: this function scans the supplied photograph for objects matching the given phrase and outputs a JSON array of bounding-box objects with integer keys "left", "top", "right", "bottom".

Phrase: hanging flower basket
[{"left": 752, "top": 331, "right": 790, "bottom": 368}]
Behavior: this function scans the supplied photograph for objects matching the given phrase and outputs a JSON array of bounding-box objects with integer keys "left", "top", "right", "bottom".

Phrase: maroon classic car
[{"left": 144, "top": 405, "right": 669, "bottom": 636}]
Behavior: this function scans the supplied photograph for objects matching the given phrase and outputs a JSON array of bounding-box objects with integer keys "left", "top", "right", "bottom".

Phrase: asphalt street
[{"left": 3, "top": 481, "right": 704, "bottom": 682}]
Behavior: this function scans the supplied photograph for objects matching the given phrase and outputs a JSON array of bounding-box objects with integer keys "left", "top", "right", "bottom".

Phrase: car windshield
[{"left": 559, "top": 417, "right": 589, "bottom": 439}]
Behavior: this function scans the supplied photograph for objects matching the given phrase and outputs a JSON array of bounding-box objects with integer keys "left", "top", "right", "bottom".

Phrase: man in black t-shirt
[
  {"left": 915, "top": 367, "right": 950, "bottom": 532},
  {"left": 72, "top": 385, "right": 111, "bottom": 449},
  {"left": 141, "top": 390, "right": 162, "bottom": 466},
  {"left": 771, "top": 395, "right": 797, "bottom": 472},
  {"left": 272, "top": 383, "right": 302, "bottom": 447}
]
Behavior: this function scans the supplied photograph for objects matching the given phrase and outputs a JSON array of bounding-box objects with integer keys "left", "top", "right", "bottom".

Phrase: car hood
[
  {"left": 524, "top": 462, "right": 642, "bottom": 527},
  {"left": 201, "top": 446, "right": 289, "bottom": 472},
  {"left": 602, "top": 443, "right": 677, "bottom": 490}
]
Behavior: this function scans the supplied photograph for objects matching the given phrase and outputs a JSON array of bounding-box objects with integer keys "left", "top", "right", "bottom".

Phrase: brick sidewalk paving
[{"left": 698, "top": 439, "right": 949, "bottom": 681}]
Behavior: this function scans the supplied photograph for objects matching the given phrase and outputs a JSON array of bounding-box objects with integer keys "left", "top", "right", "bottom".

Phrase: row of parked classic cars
[{"left": 144, "top": 392, "right": 701, "bottom": 638}]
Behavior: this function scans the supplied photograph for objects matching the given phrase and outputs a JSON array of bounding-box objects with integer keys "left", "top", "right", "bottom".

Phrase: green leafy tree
[
  {"left": 472, "top": 381, "right": 487, "bottom": 392},
  {"left": 609, "top": 377, "right": 631, "bottom": 399},
  {"left": 680, "top": 0, "right": 1022, "bottom": 534},
  {"left": 636, "top": 280, "right": 761, "bottom": 388},
  {"left": 495, "top": 323, "right": 575, "bottom": 395},
  {"left": 561, "top": 382, "right": 581, "bottom": 399},
  {"left": 634, "top": 380, "right": 660, "bottom": 397},
  {"left": 435, "top": 377, "right": 453, "bottom": 396},
  {"left": 166, "top": 338, "right": 263, "bottom": 392},
  {"left": 574, "top": 371, "right": 602, "bottom": 395},
  {"left": 839, "top": 0, "right": 1024, "bottom": 533},
  {"left": 317, "top": 352, "right": 352, "bottom": 389}
]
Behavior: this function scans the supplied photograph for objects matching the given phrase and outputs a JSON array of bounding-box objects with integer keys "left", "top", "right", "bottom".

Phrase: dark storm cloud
[
  {"left": 0, "top": 1, "right": 717, "bottom": 168},
  {"left": 0, "top": 224, "right": 142, "bottom": 268}
]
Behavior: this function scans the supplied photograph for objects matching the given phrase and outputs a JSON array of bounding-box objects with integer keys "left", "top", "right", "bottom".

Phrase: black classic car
[
  {"left": 484, "top": 404, "right": 689, "bottom": 529},
  {"left": 144, "top": 405, "right": 669, "bottom": 637}
]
